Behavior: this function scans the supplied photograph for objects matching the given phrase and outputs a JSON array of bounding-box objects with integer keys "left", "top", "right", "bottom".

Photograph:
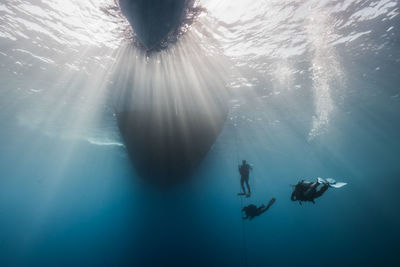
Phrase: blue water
[{"left": 0, "top": 0, "right": 399, "bottom": 266}]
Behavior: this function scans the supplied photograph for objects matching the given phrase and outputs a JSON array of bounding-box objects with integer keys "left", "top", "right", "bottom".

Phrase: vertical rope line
[
  {"left": 240, "top": 197, "right": 249, "bottom": 267},
  {"left": 232, "top": 110, "right": 249, "bottom": 267}
]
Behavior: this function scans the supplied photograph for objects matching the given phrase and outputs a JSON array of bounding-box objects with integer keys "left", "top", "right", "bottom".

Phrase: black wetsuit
[
  {"left": 291, "top": 180, "right": 329, "bottom": 204},
  {"left": 239, "top": 163, "right": 251, "bottom": 195},
  {"left": 242, "top": 205, "right": 262, "bottom": 220},
  {"left": 242, "top": 198, "right": 276, "bottom": 220}
]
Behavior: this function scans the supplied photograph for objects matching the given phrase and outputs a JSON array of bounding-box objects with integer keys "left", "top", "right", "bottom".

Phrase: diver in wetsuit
[
  {"left": 291, "top": 179, "right": 329, "bottom": 204},
  {"left": 238, "top": 160, "right": 252, "bottom": 197},
  {"left": 242, "top": 198, "right": 276, "bottom": 220}
]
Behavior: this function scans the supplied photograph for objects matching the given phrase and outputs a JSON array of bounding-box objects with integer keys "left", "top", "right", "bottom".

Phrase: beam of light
[
  {"left": 0, "top": 0, "right": 129, "bottom": 251},
  {"left": 111, "top": 26, "right": 232, "bottom": 145}
]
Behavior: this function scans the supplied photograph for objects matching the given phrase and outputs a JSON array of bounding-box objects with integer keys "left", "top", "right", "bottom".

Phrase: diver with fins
[
  {"left": 291, "top": 177, "right": 347, "bottom": 205},
  {"left": 242, "top": 198, "right": 276, "bottom": 220},
  {"left": 237, "top": 160, "right": 252, "bottom": 197}
]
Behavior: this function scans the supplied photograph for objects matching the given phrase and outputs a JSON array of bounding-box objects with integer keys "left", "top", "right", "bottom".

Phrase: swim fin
[
  {"left": 329, "top": 182, "right": 347, "bottom": 188},
  {"left": 318, "top": 177, "right": 347, "bottom": 188},
  {"left": 237, "top": 192, "right": 246, "bottom": 196},
  {"left": 266, "top": 198, "right": 276, "bottom": 209},
  {"left": 326, "top": 178, "right": 336, "bottom": 184}
]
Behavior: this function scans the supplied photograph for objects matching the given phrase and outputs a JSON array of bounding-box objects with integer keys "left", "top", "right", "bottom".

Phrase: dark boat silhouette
[
  {"left": 119, "top": 0, "right": 188, "bottom": 49},
  {"left": 116, "top": 106, "right": 228, "bottom": 185},
  {"left": 116, "top": 0, "right": 228, "bottom": 184}
]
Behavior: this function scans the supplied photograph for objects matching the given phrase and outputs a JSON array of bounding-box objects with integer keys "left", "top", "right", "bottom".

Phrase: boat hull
[
  {"left": 119, "top": 0, "right": 187, "bottom": 49},
  {"left": 116, "top": 107, "right": 228, "bottom": 184}
]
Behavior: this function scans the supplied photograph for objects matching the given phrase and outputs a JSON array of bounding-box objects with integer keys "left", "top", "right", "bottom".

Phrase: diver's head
[{"left": 242, "top": 160, "right": 246, "bottom": 164}]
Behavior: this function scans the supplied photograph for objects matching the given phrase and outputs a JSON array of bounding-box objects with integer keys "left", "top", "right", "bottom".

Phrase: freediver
[
  {"left": 291, "top": 177, "right": 347, "bottom": 204},
  {"left": 242, "top": 198, "right": 276, "bottom": 220},
  {"left": 238, "top": 160, "right": 252, "bottom": 197}
]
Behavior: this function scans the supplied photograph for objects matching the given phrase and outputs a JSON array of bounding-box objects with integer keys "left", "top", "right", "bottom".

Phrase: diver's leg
[
  {"left": 265, "top": 198, "right": 275, "bottom": 209},
  {"left": 259, "top": 198, "right": 275, "bottom": 215},
  {"left": 240, "top": 176, "right": 246, "bottom": 193},
  {"left": 245, "top": 177, "right": 251, "bottom": 195},
  {"left": 314, "top": 184, "right": 329, "bottom": 198},
  {"left": 258, "top": 206, "right": 268, "bottom": 215}
]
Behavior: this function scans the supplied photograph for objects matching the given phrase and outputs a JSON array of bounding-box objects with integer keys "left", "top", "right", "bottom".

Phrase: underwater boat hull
[
  {"left": 116, "top": 107, "right": 228, "bottom": 184},
  {"left": 119, "top": 0, "right": 188, "bottom": 49}
]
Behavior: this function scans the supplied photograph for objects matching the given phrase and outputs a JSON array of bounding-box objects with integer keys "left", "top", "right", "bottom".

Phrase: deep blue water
[{"left": 0, "top": 0, "right": 400, "bottom": 266}]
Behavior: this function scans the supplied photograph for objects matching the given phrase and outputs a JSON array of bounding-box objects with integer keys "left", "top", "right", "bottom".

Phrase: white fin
[
  {"left": 326, "top": 178, "right": 336, "bottom": 184},
  {"left": 318, "top": 177, "right": 347, "bottom": 188},
  {"left": 329, "top": 182, "right": 347, "bottom": 188}
]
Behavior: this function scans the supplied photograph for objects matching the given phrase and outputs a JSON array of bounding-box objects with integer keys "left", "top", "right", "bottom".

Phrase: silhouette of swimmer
[
  {"left": 242, "top": 198, "right": 276, "bottom": 220},
  {"left": 291, "top": 177, "right": 347, "bottom": 204},
  {"left": 238, "top": 160, "right": 252, "bottom": 197}
]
